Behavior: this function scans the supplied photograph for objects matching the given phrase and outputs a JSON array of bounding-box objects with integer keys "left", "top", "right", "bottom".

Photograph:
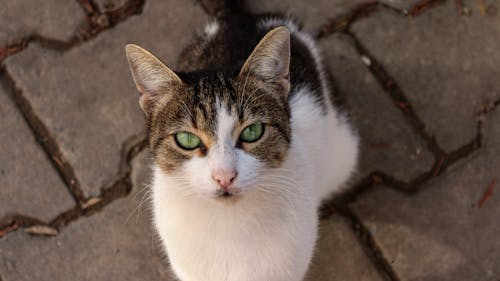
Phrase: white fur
[
  {"left": 150, "top": 22, "right": 359, "bottom": 281},
  {"left": 289, "top": 87, "right": 359, "bottom": 200},
  {"left": 204, "top": 21, "right": 220, "bottom": 39}
]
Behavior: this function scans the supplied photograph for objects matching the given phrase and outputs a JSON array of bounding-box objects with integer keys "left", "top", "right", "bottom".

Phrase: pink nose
[{"left": 211, "top": 170, "right": 237, "bottom": 190}]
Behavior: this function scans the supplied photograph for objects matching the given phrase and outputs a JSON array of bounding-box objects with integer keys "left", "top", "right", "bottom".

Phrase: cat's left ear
[
  {"left": 125, "top": 44, "right": 182, "bottom": 115},
  {"left": 239, "top": 26, "right": 290, "bottom": 96}
]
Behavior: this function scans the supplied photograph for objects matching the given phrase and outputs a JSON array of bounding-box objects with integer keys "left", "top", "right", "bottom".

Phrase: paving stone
[
  {"left": 5, "top": 0, "right": 208, "bottom": 197},
  {"left": 0, "top": 149, "right": 173, "bottom": 281},
  {"left": 305, "top": 215, "right": 384, "bottom": 281},
  {"left": 350, "top": 108, "right": 500, "bottom": 281},
  {"left": 351, "top": 1, "right": 500, "bottom": 151},
  {"left": 246, "top": 0, "right": 373, "bottom": 34},
  {"left": 0, "top": 0, "right": 85, "bottom": 46},
  {"left": 0, "top": 87, "right": 74, "bottom": 222},
  {"left": 320, "top": 34, "right": 433, "bottom": 182}
]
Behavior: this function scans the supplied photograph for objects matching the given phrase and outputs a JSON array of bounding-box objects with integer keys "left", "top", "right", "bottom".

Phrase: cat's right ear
[
  {"left": 125, "top": 44, "right": 182, "bottom": 115},
  {"left": 239, "top": 26, "right": 290, "bottom": 97}
]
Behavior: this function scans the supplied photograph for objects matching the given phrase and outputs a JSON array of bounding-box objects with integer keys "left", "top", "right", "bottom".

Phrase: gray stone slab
[
  {"left": 0, "top": 0, "right": 85, "bottom": 46},
  {"left": 351, "top": 1, "right": 500, "bottom": 151},
  {"left": 351, "top": 108, "right": 500, "bottom": 281},
  {"left": 5, "top": 0, "right": 208, "bottom": 197},
  {"left": 0, "top": 149, "right": 173, "bottom": 281},
  {"left": 0, "top": 88, "right": 74, "bottom": 222},
  {"left": 320, "top": 34, "right": 433, "bottom": 182},
  {"left": 305, "top": 215, "right": 384, "bottom": 281},
  {"left": 246, "top": 0, "right": 373, "bottom": 34}
]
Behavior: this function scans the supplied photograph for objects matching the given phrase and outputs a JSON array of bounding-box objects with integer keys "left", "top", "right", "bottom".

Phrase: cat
[{"left": 125, "top": 1, "right": 359, "bottom": 280}]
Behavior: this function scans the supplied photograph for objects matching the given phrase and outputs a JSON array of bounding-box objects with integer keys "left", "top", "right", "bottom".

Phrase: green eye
[
  {"left": 239, "top": 123, "right": 264, "bottom": 143},
  {"left": 175, "top": 132, "right": 201, "bottom": 150}
]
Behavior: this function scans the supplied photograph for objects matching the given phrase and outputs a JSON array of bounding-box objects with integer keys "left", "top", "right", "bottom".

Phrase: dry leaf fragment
[
  {"left": 433, "top": 157, "right": 445, "bottom": 176},
  {"left": 82, "top": 197, "right": 102, "bottom": 209},
  {"left": 478, "top": 180, "right": 496, "bottom": 208},
  {"left": 0, "top": 222, "right": 20, "bottom": 237},
  {"left": 24, "top": 225, "right": 59, "bottom": 236},
  {"left": 478, "top": 0, "right": 486, "bottom": 15},
  {"left": 360, "top": 55, "right": 371, "bottom": 66}
]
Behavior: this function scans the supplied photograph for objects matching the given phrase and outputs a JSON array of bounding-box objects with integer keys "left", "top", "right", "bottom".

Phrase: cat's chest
[{"left": 159, "top": 198, "right": 317, "bottom": 281}]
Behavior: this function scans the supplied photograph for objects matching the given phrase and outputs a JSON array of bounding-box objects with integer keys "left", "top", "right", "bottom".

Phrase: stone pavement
[{"left": 0, "top": 0, "right": 499, "bottom": 280}]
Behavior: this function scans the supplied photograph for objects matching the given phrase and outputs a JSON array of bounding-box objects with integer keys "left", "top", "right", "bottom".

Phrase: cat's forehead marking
[
  {"left": 204, "top": 20, "right": 219, "bottom": 39},
  {"left": 215, "top": 98, "right": 237, "bottom": 145}
]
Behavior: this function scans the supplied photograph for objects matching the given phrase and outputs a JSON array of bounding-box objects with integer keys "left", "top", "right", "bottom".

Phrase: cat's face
[{"left": 126, "top": 27, "right": 292, "bottom": 200}]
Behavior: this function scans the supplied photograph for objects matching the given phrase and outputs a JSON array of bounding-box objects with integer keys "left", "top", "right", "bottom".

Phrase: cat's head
[{"left": 125, "top": 27, "right": 291, "bottom": 200}]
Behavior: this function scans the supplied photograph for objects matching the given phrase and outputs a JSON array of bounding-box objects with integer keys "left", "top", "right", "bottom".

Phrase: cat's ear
[
  {"left": 125, "top": 44, "right": 182, "bottom": 114},
  {"left": 239, "top": 26, "right": 290, "bottom": 96}
]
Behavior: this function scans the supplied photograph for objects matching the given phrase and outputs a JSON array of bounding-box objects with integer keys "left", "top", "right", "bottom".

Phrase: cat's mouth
[{"left": 214, "top": 188, "right": 242, "bottom": 201}]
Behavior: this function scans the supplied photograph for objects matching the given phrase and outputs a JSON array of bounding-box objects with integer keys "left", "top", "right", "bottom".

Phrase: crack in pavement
[
  {"left": 0, "top": 0, "right": 148, "bottom": 236},
  {"left": 0, "top": 35, "right": 73, "bottom": 63},
  {"left": 75, "top": 0, "right": 146, "bottom": 39},
  {"left": 318, "top": 126, "right": 481, "bottom": 279},
  {"left": 312, "top": 0, "right": 484, "bottom": 278},
  {"left": 0, "top": 66, "right": 86, "bottom": 206},
  {"left": 408, "top": 0, "right": 448, "bottom": 16},
  {"left": 478, "top": 98, "right": 500, "bottom": 116},
  {"left": 0, "top": 215, "right": 46, "bottom": 237},
  {"left": 317, "top": 0, "right": 448, "bottom": 38},
  {"left": 77, "top": 0, "right": 100, "bottom": 16},
  {"left": 324, "top": 120, "right": 482, "bottom": 281},
  {"left": 316, "top": 23, "right": 482, "bottom": 281},
  {"left": 334, "top": 205, "right": 402, "bottom": 281},
  {"left": 0, "top": 132, "right": 147, "bottom": 238},
  {"left": 318, "top": 124, "right": 481, "bottom": 280},
  {"left": 0, "top": 41, "right": 28, "bottom": 62},
  {"left": 318, "top": 1, "right": 380, "bottom": 38},
  {"left": 346, "top": 31, "right": 446, "bottom": 157},
  {"left": 340, "top": 31, "right": 484, "bottom": 191},
  {"left": 330, "top": 119, "right": 482, "bottom": 207},
  {"left": 50, "top": 131, "right": 147, "bottom": 229},
  {"left": 0, "top": 0, "right": 145, "bottom": 63}
]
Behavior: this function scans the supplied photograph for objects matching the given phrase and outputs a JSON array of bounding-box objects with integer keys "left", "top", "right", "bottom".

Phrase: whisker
[{"left": 126, "top": 185, "right": 153, "bottom": 223}]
